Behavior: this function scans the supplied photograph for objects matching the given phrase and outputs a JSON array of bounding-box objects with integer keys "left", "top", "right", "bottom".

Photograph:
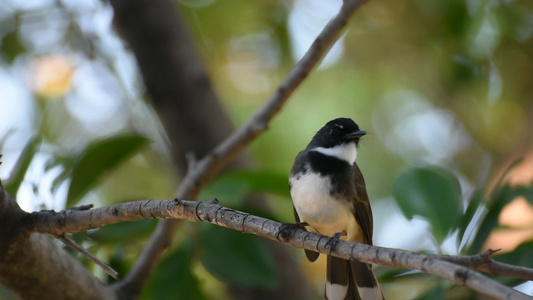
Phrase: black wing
[{"left": 352, "top": 162, "right": 373, "bottom": 245}]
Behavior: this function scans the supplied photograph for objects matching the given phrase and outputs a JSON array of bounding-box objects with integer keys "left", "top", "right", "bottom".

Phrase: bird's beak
[{"left": 346, "top": 130, "right": 366, "bottom": 139}]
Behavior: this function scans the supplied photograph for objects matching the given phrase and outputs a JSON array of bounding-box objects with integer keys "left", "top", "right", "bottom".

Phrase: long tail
[{"left": 326, "top": 256, "right": 384, "bottom": 300}]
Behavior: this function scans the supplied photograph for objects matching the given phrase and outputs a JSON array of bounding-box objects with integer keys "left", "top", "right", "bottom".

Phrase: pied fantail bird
[{"left": 289, "top": 118, "right": 384, "bottom": 300}]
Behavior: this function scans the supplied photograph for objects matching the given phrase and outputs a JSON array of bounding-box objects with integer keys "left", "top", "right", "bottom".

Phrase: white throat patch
[{"left": 312, "top": 143, "right": 357, "bottom": 165}]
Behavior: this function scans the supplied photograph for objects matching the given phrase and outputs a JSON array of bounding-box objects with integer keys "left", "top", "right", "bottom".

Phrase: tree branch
[
  {"left": 28, "top": 198, "right": 533, "bottom": 300},
  {"left": 440, "top": 249, "right": 533, "bottom": 281},
  {"left": 110, "top": 0, "right": 371, "bottom": 297}
]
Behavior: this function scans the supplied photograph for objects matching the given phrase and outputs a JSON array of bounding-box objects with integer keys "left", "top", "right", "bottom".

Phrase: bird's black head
[{"left": 307, "top": 118, "right": 366, "bottom": 149}]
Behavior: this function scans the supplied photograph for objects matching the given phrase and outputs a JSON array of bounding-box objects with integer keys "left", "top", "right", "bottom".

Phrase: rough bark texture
[
  {"left": 0, "top": 183, "right": 116, "bottom": 300},
  {"left": 109, "top": 0, "right": 312, "bottom": 299}
]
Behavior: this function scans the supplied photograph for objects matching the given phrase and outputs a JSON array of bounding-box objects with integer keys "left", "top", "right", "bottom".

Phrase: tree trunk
[{"left": 0, "top": 183, "right": 116, "bottom": 300}]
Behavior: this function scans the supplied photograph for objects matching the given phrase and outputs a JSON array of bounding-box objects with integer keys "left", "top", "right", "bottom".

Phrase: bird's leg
[
  {"left": 276, "top": 221, "right": 309, "bottom": 241},
  {"left": 326, "top": 232, "right": 346, "bottom": 255}
]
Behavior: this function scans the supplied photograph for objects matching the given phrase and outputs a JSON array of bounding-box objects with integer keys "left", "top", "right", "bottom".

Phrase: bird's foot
[
  {"left": 276, "top": 222, "right": 308, "bottom": 241},
  {"left": 326, "top": 232, "right": 346, "bottom": 255}
]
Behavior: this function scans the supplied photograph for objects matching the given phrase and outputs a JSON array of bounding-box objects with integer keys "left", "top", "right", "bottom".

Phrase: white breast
[{"left": 290, "top": 172, "right": 358, "bottom": 240}]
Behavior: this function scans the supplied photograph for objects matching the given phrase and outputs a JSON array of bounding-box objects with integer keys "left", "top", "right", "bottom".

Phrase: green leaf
[
  {"left": 141, "top": 240, "right": 206, "bottom": 300},
  {"left": 223, "top": 170, "right": 290, "bottom": 198},
  {"left": 199, "top": 170, "right": 290, "bottom": 208},
  {"left": 200, "top": 224, "right": 278, "bottom": 289},
  {"left": 415, "top": 281, "right": 446, "bottom": 300},
  {"left": 393, "top": 167, "right": 462, "bottom": 243},
  {"left": 1, "top": 31, "right": 27, "bottom": 63},
  {"left": 107, "top": 245, "right": 129, "bottom": 284},
  {"left": 66, "top": 134, "right": 150, "bottom": 207},
  {"left": 514, "top": 185, "right": 533, "bottom": 205},
  {"left": 4, "top": 136, "right": 42, "bottom": 197},
  {"left": 458, "top": 188, "right": 484, "bottom": 245},
  {"left": 87, "top": 219, "right": 157, "bottom": 243},
  {"left": 199, "top": 174, "right": 250, "bottom": 208}
]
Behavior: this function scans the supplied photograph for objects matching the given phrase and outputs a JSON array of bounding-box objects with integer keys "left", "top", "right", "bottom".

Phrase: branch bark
[{"left": 27, "top": 197, "right": 533, "bottom": 300}]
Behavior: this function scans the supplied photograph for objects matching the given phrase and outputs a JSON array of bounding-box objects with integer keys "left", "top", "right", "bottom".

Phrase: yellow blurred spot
[
  {"left": 484, "top": 227, "right": 533, "bottom": 253},
  {"left": 499, "top": 197, "right": 533, "bottom": 228},
  {"left": 29, "top": 55, "right": 75, "bottom": 99}
]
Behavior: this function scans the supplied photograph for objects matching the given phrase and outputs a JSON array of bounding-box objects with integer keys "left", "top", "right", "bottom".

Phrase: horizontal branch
[{"left": 29, "top": 199, "right": 533, "bottom": 300}]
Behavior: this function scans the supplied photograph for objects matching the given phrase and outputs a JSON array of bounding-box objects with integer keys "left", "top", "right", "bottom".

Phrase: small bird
[{"left": 289, "top": 118, "right": 383, "bottom": 300}]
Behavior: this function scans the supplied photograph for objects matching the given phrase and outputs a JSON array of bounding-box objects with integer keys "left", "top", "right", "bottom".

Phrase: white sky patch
[
  {"left": 372, "top": 90, "right": 473, "bottom": 166},
  {"left": 288, "top": 0, "right": 344, "bottom": 68}
]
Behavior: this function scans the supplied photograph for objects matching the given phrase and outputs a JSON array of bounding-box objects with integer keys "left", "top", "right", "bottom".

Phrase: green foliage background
[{"left": 1, "top": 0, "right": 533, "bottom": 299}]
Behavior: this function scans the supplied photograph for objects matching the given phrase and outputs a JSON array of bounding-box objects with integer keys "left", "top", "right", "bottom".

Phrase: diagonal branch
[
  {"left": 59, "top": 236, "right": 119, "bottom": 280},
  {"left": 112, "top": 0, "right": 371, "bottom": 297},
  {"left": 28, "top": 198, "right": 533, "bottom": 300}
]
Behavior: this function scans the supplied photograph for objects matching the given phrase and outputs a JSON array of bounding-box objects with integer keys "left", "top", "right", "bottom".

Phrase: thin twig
[{"left": 59, "top": 236, "right": 119, "bottom": 280}]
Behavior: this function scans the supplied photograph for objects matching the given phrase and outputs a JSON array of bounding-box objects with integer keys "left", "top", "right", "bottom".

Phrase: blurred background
[{"left": 1, "top": 0, "right": 533, "bottom": 299}]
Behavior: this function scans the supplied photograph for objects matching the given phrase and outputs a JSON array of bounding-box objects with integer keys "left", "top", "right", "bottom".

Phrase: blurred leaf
[
  {"left": 4, "top": 136, "right": 41, "bottom": 197},
  {"left": 223, "top": 170, "right": 290, "bottom": 197},
  {"left": 514, "top": 185, "right": 533, "bottom": 204},
  {"left": 44, "top": 154, "right": 75, "bottom": 171},
  {"left": 199, "top": 175, "right": 249, "bottom": 208},
  {"left": 443, "top": 0, "right": 468, "bottom": 36},
  {"left": 88, "top": 219, "right": 157, "bottom": 243},
  {"left": 46, "top": 154, "right": 77, "bottom": 195},
  {"left": 415, "top": 282, "right": 446, "bottom": 300},
  {"left": 50, "top": 168, "right": 71, "bottom": 195},
  {"left": 458, "top": 188, "right": 484, "bottom": 245},
  {"left": 201, "top": 170, "right": 289, "bottom": 201},
  {"left": 1, "top": 31, "right": 26, "bottom": 63},
  {"left": 200, "top": 170, "right": 289, "bottom": 208},
  {"left": 66, "top": 134, "right": 150, "bottom": 207},
  {"left": 374, "top": 267, "right": 419, "bottom": 283},
  {"left": 467, "top": 184, "right": 533, "bottom": 254},
  {"left": 468, "top": 189, "right": 509, "bottom": 254},
  {"left": 393, "top": 167, "right": 462, "bottom": 243},
  {"left": 107, "top": 245, "right": 130, "bottom": 284},
  {"left": 141, "top": 240, "right": 206, "bottom": 300},
  {"left": 200, "top": 225, "right": 278, "bottom": 289}
]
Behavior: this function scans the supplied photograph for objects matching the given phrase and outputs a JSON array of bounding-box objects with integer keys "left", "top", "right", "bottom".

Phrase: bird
[{"left": 289, "top": 118, "right": 384, "bottom": 300}]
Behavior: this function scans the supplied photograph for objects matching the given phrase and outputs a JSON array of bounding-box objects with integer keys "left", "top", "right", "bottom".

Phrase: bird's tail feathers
[{"left": 326, "top": 256, "right": 384, "bottom": 300}]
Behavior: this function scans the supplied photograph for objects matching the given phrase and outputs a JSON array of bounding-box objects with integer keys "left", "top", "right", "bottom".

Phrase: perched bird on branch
[{"left": 289, "top": 118, "right": 384, "bottom": 300}]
